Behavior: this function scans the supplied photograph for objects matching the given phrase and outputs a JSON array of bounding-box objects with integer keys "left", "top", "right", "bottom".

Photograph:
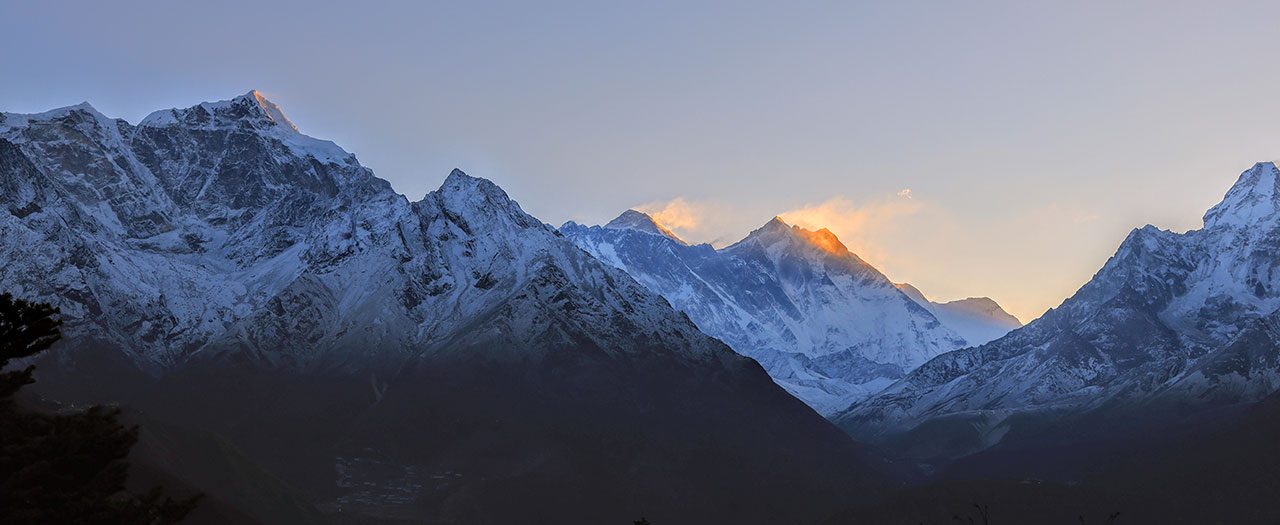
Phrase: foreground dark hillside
[
  {"left": 827, "top": 391, "right": 1280, "bottom": 524},
  {"left": 31, "top": 335, "right": 888, "bottom": 524}
]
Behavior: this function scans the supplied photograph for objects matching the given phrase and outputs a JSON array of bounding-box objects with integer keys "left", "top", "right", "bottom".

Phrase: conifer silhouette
[{"left": 0, "top": 293, "right": 199, "bottom": 524}]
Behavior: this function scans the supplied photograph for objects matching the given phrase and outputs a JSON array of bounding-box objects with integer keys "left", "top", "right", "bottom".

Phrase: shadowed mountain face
[
  {"left": 561, "top": 212, "right": 1019, "bottom": 414},
  {"left": 0, "top": 93, "right": 887, "bottom": 523},
  {"left": 840, "top": 161, "right": 1280, "bottom": 461}
]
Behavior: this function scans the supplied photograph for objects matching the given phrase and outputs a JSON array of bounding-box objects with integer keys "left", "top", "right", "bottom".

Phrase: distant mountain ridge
[
  {"left": 895, "top": 283, "right": 1023, "bottom": 346},
  {"left": 562, "top": 211, "right": 1020, "bottom": 414},
  {"left": 839, "top": 161, "right": 1280, "bottom": 459}
]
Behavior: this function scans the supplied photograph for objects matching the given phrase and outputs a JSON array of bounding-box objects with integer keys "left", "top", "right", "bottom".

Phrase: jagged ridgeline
[{"left": 0, "top": 93, "right": 889, "bottom": 524}]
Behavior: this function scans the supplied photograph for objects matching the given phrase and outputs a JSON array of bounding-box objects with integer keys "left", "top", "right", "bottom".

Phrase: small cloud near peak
[
  {"left": 778, "top": 192, "right": 925, "bottom": 267},
  {"left": 636, "top": 197, "right": 701, "bottom": 232}
]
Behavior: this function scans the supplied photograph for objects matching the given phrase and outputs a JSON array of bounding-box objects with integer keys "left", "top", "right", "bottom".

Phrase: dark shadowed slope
[{"left": 826, "top": 390, "right": 1280, "bottom": 525}]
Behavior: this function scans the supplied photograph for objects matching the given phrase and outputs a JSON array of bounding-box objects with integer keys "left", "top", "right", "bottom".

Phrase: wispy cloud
[
  {"left": 633, "top": 197, "right": 745, "bottom": 245},
  {"left": 636, "top": 197, "right": 702, "bottom": 232},
  {"left": 778, "top": 191, "right": 925, "bottom": 267},
  {"left": 636, "top": 190, "right": 926, "bottom": 254}
]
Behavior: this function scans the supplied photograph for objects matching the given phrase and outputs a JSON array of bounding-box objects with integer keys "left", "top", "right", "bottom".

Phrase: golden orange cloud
[
  {"left": 778, "top": 193, "right": 924, "bottom": 268},
  {"left": 637, "top": 197, "right": 702, "bottom": 232},
  {"left": 636, "top": 191, "right": 926, "bottom": 257}
]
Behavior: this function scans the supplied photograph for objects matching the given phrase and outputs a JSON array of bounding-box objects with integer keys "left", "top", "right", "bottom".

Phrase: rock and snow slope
[
  {"left": 839, "top": 161, "right": 1280, "bottom": 455},
  {"left": 562, "top": 212, "right": 1020, "bottom": 414},
  {"left": 0, "top": 90, "right": 743, "bottom": 371}
]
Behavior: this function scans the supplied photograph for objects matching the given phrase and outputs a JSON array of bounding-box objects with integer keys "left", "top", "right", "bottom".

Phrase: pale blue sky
[{"left": 5, "top": 0, "right": 1280, "bottom": 321}]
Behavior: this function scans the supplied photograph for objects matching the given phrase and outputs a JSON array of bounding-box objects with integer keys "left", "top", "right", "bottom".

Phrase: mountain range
[
  {"left": 8, "top": 90, "right": 1280, "bottom": 524},
  {"left": 0, "top": 92, "right": 885, "bottom": 523}
]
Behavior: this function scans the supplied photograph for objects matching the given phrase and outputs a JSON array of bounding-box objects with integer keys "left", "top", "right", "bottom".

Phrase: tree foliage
[
  {"left": 0, "top": 293, "right": 62, "bottom": 400},
  {"left": 0, "top": 293, "right": 199, "bottom": 524}
]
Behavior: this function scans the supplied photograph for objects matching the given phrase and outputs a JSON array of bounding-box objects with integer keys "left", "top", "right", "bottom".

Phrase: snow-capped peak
[
  {"left": 936, "top": 297, "right": 1022, "bottom": 326},
  {"left": 726, "top": 216, "right": 873, "bottom": 269},
  {"left": 426, "top": 169, "right": 542, "bottom": 232},
  {"left": 139, "top": 89, "right": 295, "bottom": 131},
  {"left": 941, "top": 296, "right": 1010, "bottom": 316},
  {"left": 138, "top": 90, "right": 352, "bottom": 164},
  {"left": 894, "top": 282, "right": 930, "bottom": 305},
  {"left": 760, "top": 215, "right": 792, "bottom": 233},
  {"left": 439, "top": 168, "right": 510, "bottom": 202},
  {"left": 724, "top": 216, "right": 791, "bottom": 249},
  {"left": 895, "top": 282, "right": 1021, "bottom": 326},
  {"left": 1203, "top": 161, "right": 1280, "bottom": 230},
  {"left": 241, "top": 89, "right": 298, "bottom": 132},
  {"left": 0, "top": 101, "right": 116, "bottom": 133},
  {"left": 795, "top": 227, "right": 849, "bottom": 255},
  {"left": 894, "top": 282, "right": 1023, "bottom": 345},
  {"left": 604, "top": 209, "right": 686, "bottom": 244}
]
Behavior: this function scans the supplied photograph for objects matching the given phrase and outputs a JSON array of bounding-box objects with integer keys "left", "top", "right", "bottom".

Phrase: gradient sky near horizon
[{"left": 6, "top": 1, "right": 1280, "bottom": 322}]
